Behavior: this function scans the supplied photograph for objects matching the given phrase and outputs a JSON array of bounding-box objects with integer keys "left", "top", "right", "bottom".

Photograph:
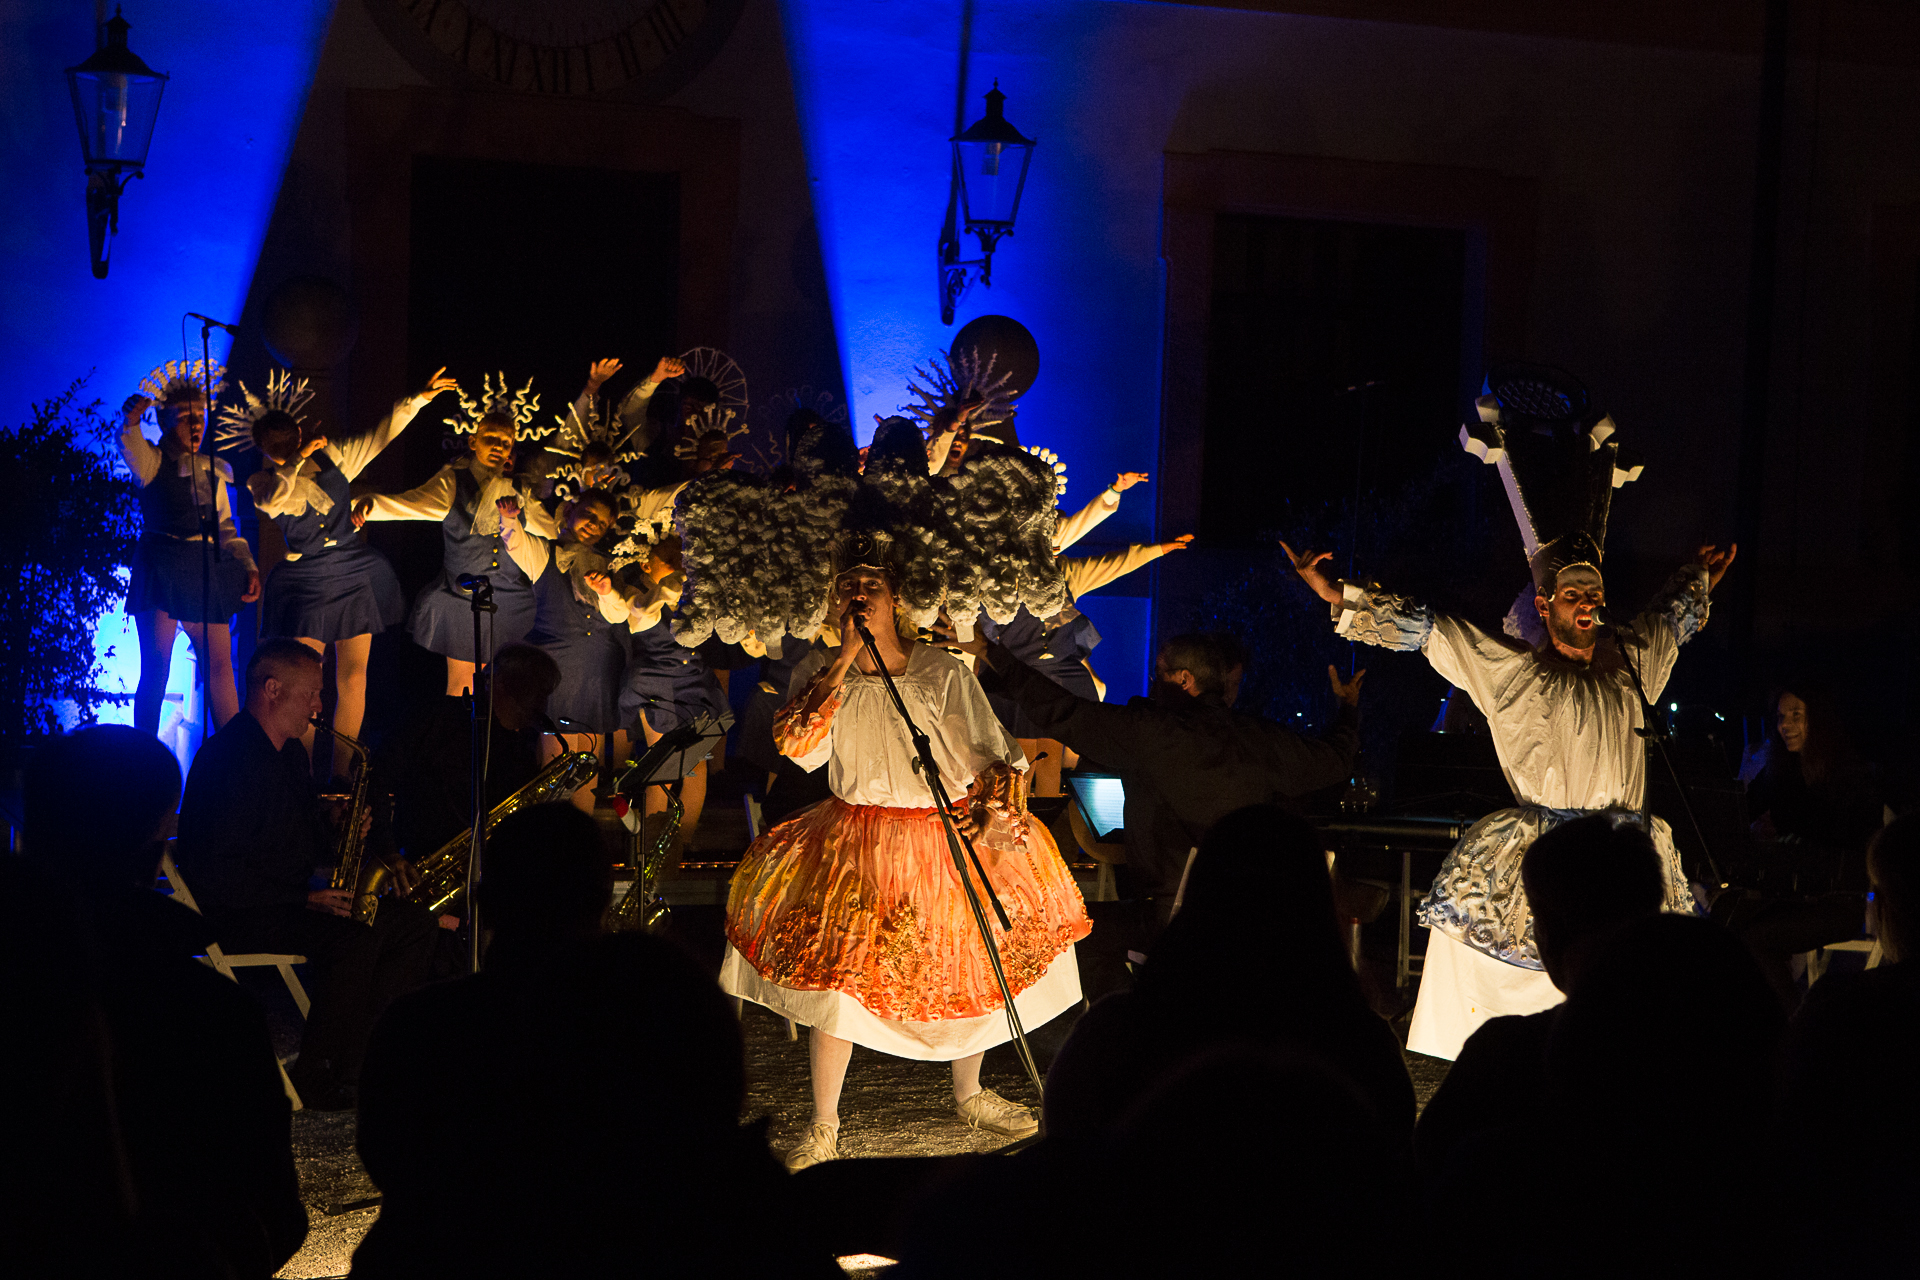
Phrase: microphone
[
  {"left": 187, "top": 312, "right": 238, "bottom": 335},
  {"left": 457, "top": 574, "right": 490, "bottom": 591},
  {"left": 1592, "top": 607, "right": 1631, "bottom": 632}
]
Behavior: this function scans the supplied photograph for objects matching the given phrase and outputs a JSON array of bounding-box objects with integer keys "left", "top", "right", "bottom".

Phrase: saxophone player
[{"left": 176, "top": 639, "right": 453, "bottom": 1111}]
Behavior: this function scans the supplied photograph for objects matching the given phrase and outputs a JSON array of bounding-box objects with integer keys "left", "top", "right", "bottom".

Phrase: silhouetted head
[
  {"left": 23, "top": 725, "right": 181, "bottom": 891},
  {"left": 489, "top": 643, "right": 561, "bottom": 732},
  {"left": 1522, "top": 815, "right": 1666, "bottom": 992},
  {"left": 1145, "top": 805, "right": 1357, "bottom": 1003},
  {"left": 1867, "top": 813, "right": 1918, "bottom": 963},
  {"left": 1549, "top": 913, "right": 1783, "bottom": 1127},
  {"left": 1207, "top": 632, "right": 1250, "bottom": 708},
  {"left": 244, "top": 638, "right": 324, "bottom": 747},
  {"left": 479, "top": 803, "right": 611, "bottom": 949},
  {"left": 250, "top": 408, "right": 303, "bottom": 465},
  {"left": 1153, "top": 633, "right": 1229, "bottom": 705}
]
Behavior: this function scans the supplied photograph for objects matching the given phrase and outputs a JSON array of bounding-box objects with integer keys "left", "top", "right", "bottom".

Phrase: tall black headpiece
[{"left": 1459, "top": 364, "right": 1643, "bottom": 595}]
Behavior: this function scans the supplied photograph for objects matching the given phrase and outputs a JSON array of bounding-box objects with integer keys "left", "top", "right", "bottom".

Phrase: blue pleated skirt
[
  {"left": 125, "top": 537, "right": 248, "bottom": 623},
  {"left": 409, "top": 575, "right": 537, "bottom": 663},
  {"left": 260, "top": 541, "right": 406, "bottom": 642}
]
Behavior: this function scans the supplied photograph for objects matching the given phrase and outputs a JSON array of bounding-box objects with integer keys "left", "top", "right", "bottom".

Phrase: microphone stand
[
  {"left": 464, "top": 575, "right": 497, "bottom": 973},
  {"left": 852, "top": 616, "right": 1047, "bottom": 1104},
  {"left": 1606, "top": 616, "right": 1724, "bottom": 885},
  {"left": 197, "top": 319, "right": 218, "bottom": 747}
]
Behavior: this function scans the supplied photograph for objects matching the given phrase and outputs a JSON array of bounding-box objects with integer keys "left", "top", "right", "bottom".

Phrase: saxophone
[
  {"left": 606, "top": 786, "right": 682, "bottom": 933},
  {"left": 318, "top": 722, "right": 384, "bottom": 925},
  {"left": 404, "top": 747, "right": 603, "bottom": 916}
]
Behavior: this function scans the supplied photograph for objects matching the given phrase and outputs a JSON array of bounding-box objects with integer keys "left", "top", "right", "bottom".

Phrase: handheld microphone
[
  {"left": 457, "top": 574, "right": 491, "bottom": 591},
  {"left": 187, "top": 312, "right": 238, "bottom": 335}
]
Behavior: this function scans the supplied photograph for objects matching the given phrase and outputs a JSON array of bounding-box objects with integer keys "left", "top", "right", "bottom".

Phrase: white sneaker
[
  {"left": 783, "top": 1122, "right": 839, "bottom": 1171},
  {"left": 955, "top": 1088, "right": 1039, "bottom": 1138}
]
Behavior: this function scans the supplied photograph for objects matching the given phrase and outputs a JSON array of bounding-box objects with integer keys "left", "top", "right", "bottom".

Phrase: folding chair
[{"left": 157, "top": 848, "right": 310, "bottom": 1110}]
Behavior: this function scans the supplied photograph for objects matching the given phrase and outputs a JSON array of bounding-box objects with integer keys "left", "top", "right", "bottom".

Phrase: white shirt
[
  {"left": 785, "top": 643, "right": 1026, "bottom": 808},
  {"left": 1333, "top": 566, "right": 1710, "bottom": 811}
]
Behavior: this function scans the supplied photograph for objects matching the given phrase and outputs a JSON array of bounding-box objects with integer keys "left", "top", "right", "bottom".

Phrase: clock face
[{"left": 366, "top": 0, "right": 744, "bottom": 99}]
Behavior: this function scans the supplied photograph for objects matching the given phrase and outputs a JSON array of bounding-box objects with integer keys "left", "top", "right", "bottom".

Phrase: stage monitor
[{"left": 1068, "top": 773, "right": 1127, "bottom": 841}]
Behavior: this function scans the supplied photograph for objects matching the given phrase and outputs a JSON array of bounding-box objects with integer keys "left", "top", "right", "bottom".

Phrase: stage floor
[{"left": 270, "top": 996, "right": 1450, "bottom": 1279}]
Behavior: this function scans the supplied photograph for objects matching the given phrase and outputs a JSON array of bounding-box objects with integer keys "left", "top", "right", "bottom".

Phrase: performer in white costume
[{"left": 1285, "top": 367, "right": 1735, "bottom": 1059}]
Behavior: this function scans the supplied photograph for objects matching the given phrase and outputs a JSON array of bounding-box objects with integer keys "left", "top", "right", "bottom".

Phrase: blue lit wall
[
  {"left": 778, "top": 0, "right": 1164, "bottom": 549},
  {"left": 1, "top": 1, "right": 332, "bottom": 743},
  {"left": 0, "top": 1, "right": 334, "bottom": 427}
]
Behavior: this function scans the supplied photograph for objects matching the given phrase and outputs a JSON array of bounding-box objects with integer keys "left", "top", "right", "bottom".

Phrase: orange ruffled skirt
[{"left": 726, "top": 798, "right": 1091, "bottom": 1023}]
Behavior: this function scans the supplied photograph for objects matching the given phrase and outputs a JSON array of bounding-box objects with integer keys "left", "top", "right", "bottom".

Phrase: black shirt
[
  {"left": 975, "top": 645, "right": 1360, "bottom": 897},
  {"left": 176, "top": 711, "right": 330, "bottom": 917}
]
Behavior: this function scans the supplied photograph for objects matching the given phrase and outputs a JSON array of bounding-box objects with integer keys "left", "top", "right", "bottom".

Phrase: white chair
[{"left": 158, "top": 849, "right": 310, "bottom": 1109}]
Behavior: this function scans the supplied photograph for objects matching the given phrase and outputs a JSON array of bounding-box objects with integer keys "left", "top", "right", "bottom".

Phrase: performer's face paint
[
  {"left": 1776, "top": 692, "right": 1808, "bottom": 753},
  {"left": 1536, "top": 565, "right": 1605, "bottom": 654}
]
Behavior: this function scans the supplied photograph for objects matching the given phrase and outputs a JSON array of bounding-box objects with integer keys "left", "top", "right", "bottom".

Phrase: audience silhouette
[
  {"left": 17, "top": 725, "right": 308, "bottom": 1278},
  {"left": 1044, "top": 803, "right": 1415, "bottom": 1148},
  {"left": 351, "top": 801, "right": 839, "bottom": 1278},
  {"left": 1495, "top": 913, "right": 1786, "bottom": 1275},
  {"left": 1778, "top": 812, "right": 1918, "bottom": 1270},
  {"left": 1415, "top": 814, "right": 1665, "bottom": 1174}
]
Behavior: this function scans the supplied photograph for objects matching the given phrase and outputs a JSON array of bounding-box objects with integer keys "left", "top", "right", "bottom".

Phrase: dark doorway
[
  {"left": 406, "top": 154, "right": 680, "bottom": 440},
  {"left": 1201, "top": 214, "right": 1468, "bottom": 546},
  {"left": 359, "top": 156, "right": 680, "bottom": 742}
]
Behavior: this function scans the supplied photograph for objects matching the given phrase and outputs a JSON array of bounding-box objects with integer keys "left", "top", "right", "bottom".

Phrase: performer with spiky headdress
[
  {"left": 683, "top": 415, "right": 1087, "bottom": 1169},
  {"left": 1284, "top": 367, "right": 1735, "bottom": 1060},
  {"left": 351, "top": 373, "right": 553, "bottom": 696},
  {"left": 119, "top": 360, "right": 261, "bottom": 734},
  {"left": 217, "top": 367, "right": 458, "bottom": 747}
]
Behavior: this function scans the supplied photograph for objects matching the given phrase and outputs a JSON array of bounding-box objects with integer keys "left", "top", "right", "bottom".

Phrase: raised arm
[
  {"left": 1061, "top": 534, "right": 1191, "bottom": 598},
  {"left": 117, "top": 394, "right": 162, "bottom": 486},
  {"left": 1053, "top": 471, "right": 1147, "bottom": 553},
  {"left": 329, "top": 367, "right": 459, "bottom": 481},
  {"left": 1281, "top": 540, "right": 1526, "bottom": 712},
  {"left": 1623, "top": 544, "right": 1731, "bottom": 701},
  {"left": 611, "top": 355, "right": 685, "bottom": 451}
]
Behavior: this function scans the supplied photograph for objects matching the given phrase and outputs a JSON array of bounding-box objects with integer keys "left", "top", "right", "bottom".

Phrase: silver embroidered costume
[{"left": 1336, "top": 566, "right": 1708, "bottom": 967}]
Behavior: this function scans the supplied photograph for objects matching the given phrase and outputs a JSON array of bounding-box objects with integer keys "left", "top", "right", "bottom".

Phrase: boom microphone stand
[
  {"left": 851, "top": 613, "right": 1047, "bottom": 1104},
  {"left": 1605, "top": 613, "right": 1724, "bottom": 886},
  {"left": 196, "top": 318, "right": 218, "bottom": 746},
  {"left": 462, "top": 573, "right": 497, "bottom": 973}
]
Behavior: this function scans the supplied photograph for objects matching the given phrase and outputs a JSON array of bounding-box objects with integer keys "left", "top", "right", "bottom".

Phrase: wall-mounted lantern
[
  {"left": 66, "top": 7, "right": 168, "bottom": 279},
  {"left": 939, "top": 81, "right": 1035, "bottom": 324}
]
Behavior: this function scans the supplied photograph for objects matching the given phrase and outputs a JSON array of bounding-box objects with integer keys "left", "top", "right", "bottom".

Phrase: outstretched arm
[
  {"left": 331, "top": 367, "right": 459, "bottom": 481},
  {"left": 1053, "top": 471, "right": 1148, "bottom": 552},
  {"left": 352, "top": 466, "right": 456, "bottom": 527},
  {"left": 1060, "top": 535, "right": 1190, "bottom": 598}
]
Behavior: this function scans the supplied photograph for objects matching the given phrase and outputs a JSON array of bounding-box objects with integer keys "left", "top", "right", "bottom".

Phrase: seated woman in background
[{"left": 1722, "top": 681, "right": 1884, "bottom": 1008}]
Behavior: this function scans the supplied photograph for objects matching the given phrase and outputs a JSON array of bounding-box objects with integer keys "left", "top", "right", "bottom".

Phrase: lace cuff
[
  {"left": 1649, "top": 564, "right": 1711, "bottom": 643},
  {"left": 771, "top": 672, "right": 844, "bottom": 759},
  {"left": 1331, "top": 582, "right": 1434, "bottom": 652}
]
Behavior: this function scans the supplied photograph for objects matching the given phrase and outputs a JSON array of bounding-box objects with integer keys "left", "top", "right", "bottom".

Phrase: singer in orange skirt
[{"left": 719, "top": 559, "right": 1090, "bottom": 1169}]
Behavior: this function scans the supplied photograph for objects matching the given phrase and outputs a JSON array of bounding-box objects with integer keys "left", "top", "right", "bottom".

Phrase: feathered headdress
[
  {"left": 445, "top": 373, "right": 552, "bottom": 444},
  {"left": 1458, "top": 364, "right": 1643, "bottom": 595},
  {"left": 1025, "top": 445, "right": 1069, "bottom": 498},
  {"left": 140, "top": 358, "right": 226, "bottom": 406},
  {"left": 902, "top": 350, "right": 1020, "bottom": 469},
  {"left": 670, "top": 414, "right": 1065, "bottom": 654},
  {"left": 213, "top": 368, "right": 315, "bottom": 454}
]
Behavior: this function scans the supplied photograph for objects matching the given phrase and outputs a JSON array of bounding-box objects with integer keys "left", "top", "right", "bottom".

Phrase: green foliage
[{"left": 0, "top": 374, "right": 138, "bottom": 738}]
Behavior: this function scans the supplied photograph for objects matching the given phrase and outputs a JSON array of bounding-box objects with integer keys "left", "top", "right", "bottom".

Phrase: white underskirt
[
  {"left": 719, "top": 943, "right": 1083, "bottom": 1061},
  {"left": 1406, "top": 931, "right": 1565, "bottom": 1061}
]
